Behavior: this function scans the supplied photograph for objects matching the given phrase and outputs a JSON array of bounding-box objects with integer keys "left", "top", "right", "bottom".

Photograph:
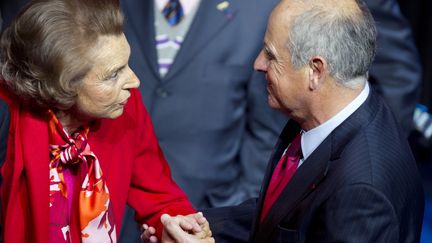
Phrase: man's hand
[
  {"left": 161, "top": 213, "right": 215, "bottom": 243},
  {"left": 183, "top": 212, "right": 212, "bottom": 239}
]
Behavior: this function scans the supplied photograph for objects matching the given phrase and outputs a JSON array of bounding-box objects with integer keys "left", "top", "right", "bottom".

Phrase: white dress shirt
[
  {"left": 156, "top": 0, "right": 200, "bottom": 16},
  {"left": 299, "top": 80, "right": 370, "bottom": 167}
]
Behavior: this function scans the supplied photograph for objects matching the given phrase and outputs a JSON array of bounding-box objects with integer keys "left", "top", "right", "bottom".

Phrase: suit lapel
[
  {"left": 163, "top": 0, "right": 238, "bottom": 81},
  {"left": 123, "top": 0, "right": 160, "bottom": 79}
]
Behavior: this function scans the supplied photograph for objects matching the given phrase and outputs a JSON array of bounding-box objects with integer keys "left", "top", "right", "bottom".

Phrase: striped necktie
[{"left": 162, "top": 0, "right": 184, "bottom": 26}]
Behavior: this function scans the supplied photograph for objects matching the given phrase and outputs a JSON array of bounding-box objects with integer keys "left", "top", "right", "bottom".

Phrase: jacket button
[{"left": 156, "top": 88, "right": 169, "bottom": 98}]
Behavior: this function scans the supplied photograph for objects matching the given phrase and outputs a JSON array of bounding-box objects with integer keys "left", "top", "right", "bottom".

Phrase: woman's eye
[{"left": 107, "top": 71, "right": 119, "bottom": 80}]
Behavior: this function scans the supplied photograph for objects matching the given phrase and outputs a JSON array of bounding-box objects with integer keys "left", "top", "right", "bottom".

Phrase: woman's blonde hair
[{"left": 0, "top": 0, "right": 124, "bottom": 110}]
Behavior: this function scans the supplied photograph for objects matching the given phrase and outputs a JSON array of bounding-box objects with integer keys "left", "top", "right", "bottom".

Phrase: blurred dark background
[
  {"left": 397, "top": 0, "right": 432, "bottom": 162},
  {"left": 398, "top": 0, "right": 432, "bottom": 108},
  {"left": 397, "top": 0, "right": 432, "bottom": 242}
]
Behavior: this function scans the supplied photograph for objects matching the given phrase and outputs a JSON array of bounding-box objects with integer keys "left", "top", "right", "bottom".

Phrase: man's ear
[{"left": 308, "top": 56, "right": 327, "bottom": 90}]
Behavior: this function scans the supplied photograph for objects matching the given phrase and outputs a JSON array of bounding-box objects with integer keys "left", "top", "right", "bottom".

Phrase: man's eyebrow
[{"left": 263, "top": 43, "right": 276, "bottom": 59}]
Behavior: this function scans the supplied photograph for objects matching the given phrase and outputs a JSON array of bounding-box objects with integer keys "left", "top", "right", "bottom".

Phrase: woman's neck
[{"left": 55, "top": 110, "right": 89, "bottom": 134}]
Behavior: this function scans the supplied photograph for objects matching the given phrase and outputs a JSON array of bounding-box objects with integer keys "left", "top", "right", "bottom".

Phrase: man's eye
[{"left": 265, "top": 49, "right": 275, "bottom": 60}]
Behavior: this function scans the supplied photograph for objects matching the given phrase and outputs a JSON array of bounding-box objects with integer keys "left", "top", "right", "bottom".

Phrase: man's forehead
[{"left": 268, "top": 0, "right": 302, "bottom": 30}]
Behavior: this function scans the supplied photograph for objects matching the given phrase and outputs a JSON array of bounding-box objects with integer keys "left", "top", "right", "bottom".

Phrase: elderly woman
[{"left": 0, "top": 0, "right": 211, "bottom": 242}]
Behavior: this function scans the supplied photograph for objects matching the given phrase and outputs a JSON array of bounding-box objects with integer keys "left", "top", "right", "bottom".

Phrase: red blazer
[{"left": 0, "top": 85, "right": 195, "bottom": 242}]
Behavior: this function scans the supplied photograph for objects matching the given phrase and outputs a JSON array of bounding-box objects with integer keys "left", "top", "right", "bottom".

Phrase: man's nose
[{"left": 254, "top": 50, "right": 268, "bottom": 73}]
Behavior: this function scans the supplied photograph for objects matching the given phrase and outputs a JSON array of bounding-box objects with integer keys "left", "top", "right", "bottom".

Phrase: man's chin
[{"left": 267, "top": 98, "right": 280, "bottom": 110}]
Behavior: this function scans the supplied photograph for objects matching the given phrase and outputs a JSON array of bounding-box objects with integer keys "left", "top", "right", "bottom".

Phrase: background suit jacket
[
  {"left": 120, "top": 0, "right": 285, "bottom": 208},
  {"left": 206, "top": 88, "right": 425, "bottom": 242},
  {"left": 366, "top": 0, "right": 422, "bottom": 135}
]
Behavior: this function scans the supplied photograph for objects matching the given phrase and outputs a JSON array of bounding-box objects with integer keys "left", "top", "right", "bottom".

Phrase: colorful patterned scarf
[{"left": 48, "top": 110, "right": 116, "bottom": 242}]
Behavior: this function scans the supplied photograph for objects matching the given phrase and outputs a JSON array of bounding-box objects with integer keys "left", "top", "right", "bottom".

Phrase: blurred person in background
[
  {"left": 119, "top": 0, "right": 287, "bottom": 241},
  {"left": 365, "top": 0, "right": 422, "bottom": 136},
  {"left": 120, "top": 0, "right": 285, "bottom": 209}
]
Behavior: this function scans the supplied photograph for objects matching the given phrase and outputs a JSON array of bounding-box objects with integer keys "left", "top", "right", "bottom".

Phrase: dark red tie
[{"left": 260, "top": 133, "right": 302, "bottom": 223}]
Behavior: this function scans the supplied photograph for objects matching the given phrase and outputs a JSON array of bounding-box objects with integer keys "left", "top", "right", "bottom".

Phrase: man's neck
[{"left": 300, "top": 80, "right": 366, "bottom": 131}]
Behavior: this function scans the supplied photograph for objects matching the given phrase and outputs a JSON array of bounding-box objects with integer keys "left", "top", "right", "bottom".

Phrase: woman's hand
[
  {"left": 140, "top": 212, "right": 212, "bottom": 243},
  {"left": 140, "top": 223, "right": 158, "bottom": 243},
  {"left": 161, "top": 213, "right": 214, "bottom": 243}
]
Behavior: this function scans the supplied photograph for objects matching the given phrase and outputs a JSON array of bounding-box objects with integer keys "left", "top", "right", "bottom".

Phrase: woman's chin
[{"left": 106, "top": 108, "right": 124, "bottom": 119}]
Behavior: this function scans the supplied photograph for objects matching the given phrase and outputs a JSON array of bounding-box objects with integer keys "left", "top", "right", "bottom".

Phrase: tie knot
[
  {"left": 50, "top": 131, "right": 89, "bottom": 166},
  {"left": 287, "top": 133, "right": 302, "bottom": 159},
  {"left": 163, "top": 0, "right": 184, "bottom": 26}
]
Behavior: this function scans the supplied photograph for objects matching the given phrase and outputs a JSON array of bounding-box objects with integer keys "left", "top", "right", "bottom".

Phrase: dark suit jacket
[{"left": 206, "top": 88, "right": 425, "bottom": 242}]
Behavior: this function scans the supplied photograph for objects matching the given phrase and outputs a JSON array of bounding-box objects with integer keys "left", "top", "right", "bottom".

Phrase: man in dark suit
[
  {"left": 159, "top": 0, "right": 425, "bottom": 242},
  {"left": 118, "top": 0, "right": 421, "bottom": 239}
]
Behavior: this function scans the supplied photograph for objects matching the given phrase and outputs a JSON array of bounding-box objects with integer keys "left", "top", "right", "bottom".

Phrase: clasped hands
[{"left": 141, "top": 212, "right": 214, "bottom": 243}]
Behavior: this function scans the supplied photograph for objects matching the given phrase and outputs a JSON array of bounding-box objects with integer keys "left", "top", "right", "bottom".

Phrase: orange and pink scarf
[{"left": 48, "top": 110, "right": 116, "bottom": 242}]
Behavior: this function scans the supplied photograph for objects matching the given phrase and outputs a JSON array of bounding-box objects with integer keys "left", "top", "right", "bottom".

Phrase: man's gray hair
[{"left": 286, "top": 0, "right": 377, "bottom": 88}]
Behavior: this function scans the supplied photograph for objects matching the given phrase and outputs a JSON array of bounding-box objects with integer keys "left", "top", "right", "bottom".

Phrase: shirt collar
[
  {"left": 156, "top": 0, "right": 200, "bottom": 16},
  {"left": 300, "top": 80, "right": 370, "bottom": 162}
]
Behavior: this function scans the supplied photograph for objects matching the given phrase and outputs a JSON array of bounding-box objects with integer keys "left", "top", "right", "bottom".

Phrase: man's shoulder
[
  {"left": 330, "top": 90, "right": 417, "bottom": 185},
  {"left": 334, "top": 106, "right": 420, "bottom": 192}
]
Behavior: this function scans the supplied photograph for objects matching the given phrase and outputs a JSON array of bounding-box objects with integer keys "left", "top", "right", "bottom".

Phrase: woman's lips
[{"left": 119, "top": 99, "right": 128, "bottom": 106}]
